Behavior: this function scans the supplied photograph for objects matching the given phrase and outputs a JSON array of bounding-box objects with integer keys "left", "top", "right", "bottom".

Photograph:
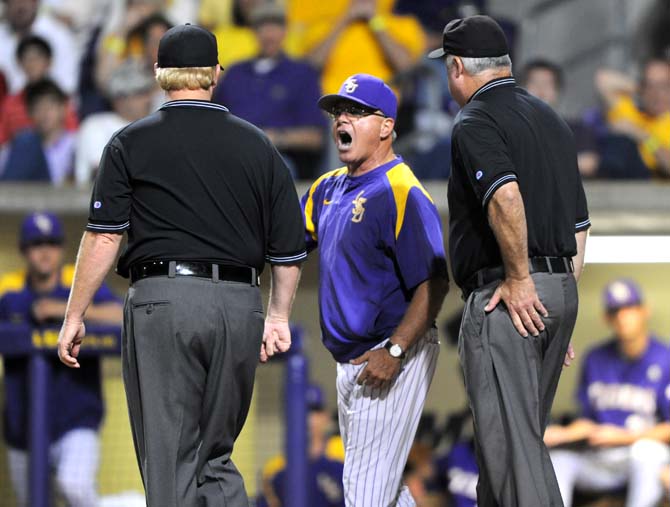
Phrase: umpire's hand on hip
[
  {"left": 485, "top": 275, "right": 548, "bottom": 337},
  {"left": 351, "top": 349, "right": 401, "bottom": 390},
  {"left": 260, "top": 316, "right": 291, "bottom": 363},
  {"left": 58, "top": 319, "right": 86, "bottom": 368}
]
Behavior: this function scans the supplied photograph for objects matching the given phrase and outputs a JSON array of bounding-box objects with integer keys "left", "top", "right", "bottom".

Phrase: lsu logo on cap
[
  {"left": 343, "top": 77, "right": 358, "bottom": 94},
  {"left": 34, "top": 213, "right": 53, "bottom": 235},
  {"left": 609, "top": 281, "right": 632, "bottom": 305}
]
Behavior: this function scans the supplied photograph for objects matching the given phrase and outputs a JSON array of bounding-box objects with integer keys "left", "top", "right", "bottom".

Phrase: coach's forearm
[
  {"left": 65, "top": 232, "right": 123, "bottom": 323},
  {"left": 391, "top": 275, "right": 449, "bottom": 351},
  {"left": 573, "top": 230, "right": 588, "bottom": 281},
  {"left": 488, "top": 182, "right": 530, "bottom": 280},
  {"left": 267, "top": 264, "right": 302, "bottom": 321}
]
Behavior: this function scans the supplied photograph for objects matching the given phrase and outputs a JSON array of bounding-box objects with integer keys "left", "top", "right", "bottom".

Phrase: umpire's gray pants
[
  {"left": 459, "top": 272, "right": 578, "bottom": 507},
  {"left": 122, "top": 275, "right": 264, "bottom": 507}
]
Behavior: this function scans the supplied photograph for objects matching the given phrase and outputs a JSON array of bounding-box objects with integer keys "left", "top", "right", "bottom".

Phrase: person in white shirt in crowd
[
  {"left": 0, "top": 0, "right": 80, "bottom": 94},
  {"left": 75, "top": 59, "right": 154, "bottom": 186}
]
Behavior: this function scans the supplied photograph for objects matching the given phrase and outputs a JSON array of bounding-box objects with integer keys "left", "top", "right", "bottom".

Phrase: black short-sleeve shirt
[
  {"left": 87, "top": 99, "right": 306, "bottom": 277},
  {"left": 448, "top": 78, "right": 590, "bottom": 288}
]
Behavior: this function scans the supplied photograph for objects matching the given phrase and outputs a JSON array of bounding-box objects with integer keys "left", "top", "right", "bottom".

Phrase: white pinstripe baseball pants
[{"left": 336, "top": 329, "right": 440, "bottom": 507}]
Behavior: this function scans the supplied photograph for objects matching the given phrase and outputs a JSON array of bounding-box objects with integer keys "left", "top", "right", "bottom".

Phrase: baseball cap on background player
[
  {"left": 427, "top": 15, "right": 509, "bottom": 59},
  {"left": 317, "top": 73, "right": 398, "bottom": 120},
  {"left": 157, "top": 23, "right": 219, "bottom": 68},
  {"left": 19, "top": 212, "right": 64, "bottom": 250},
  {"left": 306, "top": 384, "right": 325, "bottom": 412},
  {"left": 603, "top": 279, "right": 644, "bottom": 313}
]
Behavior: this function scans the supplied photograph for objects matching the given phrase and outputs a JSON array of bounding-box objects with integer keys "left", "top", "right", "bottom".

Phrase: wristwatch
[{"left": 384, "top": 340, "right": 406, "bottom": 359}]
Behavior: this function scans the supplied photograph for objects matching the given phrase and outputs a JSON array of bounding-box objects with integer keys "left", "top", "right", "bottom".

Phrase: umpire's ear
[{"left": 379, "top": 117, "right": 395, "bottom": 141}]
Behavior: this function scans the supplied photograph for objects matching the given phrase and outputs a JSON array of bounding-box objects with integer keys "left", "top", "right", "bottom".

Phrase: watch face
[{"left": 389, "top": 344, "right": 402, "bottom": 357}]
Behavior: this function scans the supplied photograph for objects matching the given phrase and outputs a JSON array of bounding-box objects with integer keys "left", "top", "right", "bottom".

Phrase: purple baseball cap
[
  {"left": 318, "top": 74, "right": 398, "bottom": 119},
  {"left": 603, "top": 279, "right": 643, "bottom": 312},
  {"left": 20, "top": 212, "right": 64, "bottom": 249},
  {"left": 306, "top": 384, "right": 325, "bottom": 411}
]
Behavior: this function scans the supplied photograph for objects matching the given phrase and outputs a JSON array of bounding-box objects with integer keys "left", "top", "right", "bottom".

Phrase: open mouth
[{"left": 337, "top": 130, "right": 352, "bottom": 150}]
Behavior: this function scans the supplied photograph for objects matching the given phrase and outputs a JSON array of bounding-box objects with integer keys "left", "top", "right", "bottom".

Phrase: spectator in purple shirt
[{"left": 213, "top": 3, "right": 325, "bottom": 179}]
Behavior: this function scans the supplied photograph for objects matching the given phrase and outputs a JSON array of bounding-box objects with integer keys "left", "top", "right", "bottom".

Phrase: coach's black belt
[
  {"left": 461, "top": 256, "right": 573, "bottom": 299},
  {"left": 130, "top": 260, "right": 259, "bottom": 286}
]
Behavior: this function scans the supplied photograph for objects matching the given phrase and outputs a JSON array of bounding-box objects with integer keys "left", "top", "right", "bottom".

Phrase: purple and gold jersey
[
  {"left": 577, "top": 337, "right": 670, "bottom": 430},
  {"left": 301, "top": 156, "right": 447, "bottom": 362},
  {"left": 0, "top": 265, "right": 119, "bottom": 448},
  {"left": 433, "top": 440, "right": 479, "bottom": 507}
]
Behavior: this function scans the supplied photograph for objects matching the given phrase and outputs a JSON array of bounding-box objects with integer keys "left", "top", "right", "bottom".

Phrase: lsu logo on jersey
[{"left": 351, "top": 191, "right": 367, "bottom": 223}]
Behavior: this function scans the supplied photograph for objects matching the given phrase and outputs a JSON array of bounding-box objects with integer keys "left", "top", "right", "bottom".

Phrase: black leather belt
[
  {"left": 130, "top": 260, "right": 259, "bottom": 286},
  {"left": 461, "top": 256, "right": 573, "bottom": 299}
]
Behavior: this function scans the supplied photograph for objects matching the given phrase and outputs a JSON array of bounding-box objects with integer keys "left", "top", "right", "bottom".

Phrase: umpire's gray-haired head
[{"left": 447, "top": 54, "right": 512, "bottom": 75}]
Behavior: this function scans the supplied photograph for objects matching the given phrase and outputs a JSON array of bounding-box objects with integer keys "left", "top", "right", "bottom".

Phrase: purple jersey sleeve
[
  {"left": 576, "top": 353, "right": 595, "bottom": 420},
  {"left": 393, "top": 186, "right": 448, "bottom": 290}
]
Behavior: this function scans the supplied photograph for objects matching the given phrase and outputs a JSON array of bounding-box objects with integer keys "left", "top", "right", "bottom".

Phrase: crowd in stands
[{"left": 0, "top": 0, "right": 668, "bottom": 183}]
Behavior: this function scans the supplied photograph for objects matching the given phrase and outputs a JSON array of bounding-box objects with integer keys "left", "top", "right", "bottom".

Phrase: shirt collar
[
  {"left": 160, "top": 99, "right": 229, "bottom": 112},
  {"left": 468, "top": 77, "right": 516, "bottom": 103}
]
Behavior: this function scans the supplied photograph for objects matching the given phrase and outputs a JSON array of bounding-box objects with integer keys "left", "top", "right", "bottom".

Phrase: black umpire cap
[
  {"left": 428, "top": 15, "right": 509, "bottom": 59},
  {"left": 157, "top": 23, "right": 219, "bottom": 68}
]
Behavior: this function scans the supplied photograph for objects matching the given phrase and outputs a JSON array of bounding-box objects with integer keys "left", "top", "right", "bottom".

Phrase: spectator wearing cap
[
  {"left": 1, "top": 78, "right": 75, "bottom": 184},
  {"left": 0, "top": 0, "right": 80, "bottom": 95},
  {"left": 213, "top": 3, "right": 325, "bottom": 179},
  {"left": 301, "top": 73, "right": 448, "bottom": 506},
  {"left": 257, "top": 384, "right": 345, "bottom": 507},
  {"left": 0, "top": 35, "right": 79, "bottom": 146},
  {"left": 545, "top": 279, "right": 670, "bottom": 507},
  {"left": 0, "top": 212, "right": 122, "bottom": 507},
  {"left": 75, "top": 60, "right": 155, "bottom": 186}
]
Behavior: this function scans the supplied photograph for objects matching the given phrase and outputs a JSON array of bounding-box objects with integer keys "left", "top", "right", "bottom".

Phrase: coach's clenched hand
[{"left": 351, "top": 348, "right": 401, "bottom": 389}]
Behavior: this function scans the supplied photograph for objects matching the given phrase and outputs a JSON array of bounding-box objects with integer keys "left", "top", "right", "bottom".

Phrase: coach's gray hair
[{"left": 447, "top": 54, "right": 512, "bottom": 75}]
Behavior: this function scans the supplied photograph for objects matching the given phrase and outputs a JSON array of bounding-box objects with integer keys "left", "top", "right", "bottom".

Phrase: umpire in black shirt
[
  {"left": 57, "top": 24, "right": 306, "bottom": 506},
  {"left": 429, "top": 16, "right": 590, "bottom": 507}
]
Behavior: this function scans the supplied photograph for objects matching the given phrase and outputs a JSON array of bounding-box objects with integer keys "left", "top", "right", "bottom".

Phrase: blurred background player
[
  {"left": 0, "top": 211, "right": 123, "bottom": 507},
  {"left": 431, "top": 409, "right": 479, "bottom": 507},
  {"left": 545, "top": 279, "right": 670, "bottom": 507},
  {"left": 213, "top": 3, "right": 325, "bottom": 179},
  {"left": 257, "top": 384, "right": 345, "bottom": 507}
]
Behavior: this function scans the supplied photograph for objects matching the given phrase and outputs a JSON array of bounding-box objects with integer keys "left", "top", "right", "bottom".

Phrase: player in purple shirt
[
  {"left": 0, "top": 212, "right": 123, "bottom": 507},
  {"left": 545, "top": 279, "right": 670, "bottom": 507},
  {"left": 302, "top": 73, "right": 449, "bottom": 506}
]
